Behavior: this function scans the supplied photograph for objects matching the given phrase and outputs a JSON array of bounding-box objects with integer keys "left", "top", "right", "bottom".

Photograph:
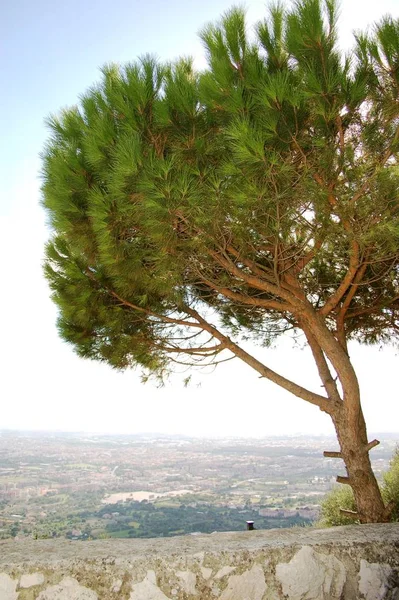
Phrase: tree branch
[
  {"left": 184, "top": 305, "right": 333, "bottom": 414},
  {"left": 209, "top": 248, "right": 299, "bottom": 305},
  {"left": 320, "top": 240, "right": 360, "bottom": 317},
  {"left": 301, "top": 323, "right": 342, "bottom": 406},
  {"left": 335, "top": 260, "right": 369, "bottom": 348},
  {"left": 195, "top": 271, "right": 290, "bottom": 311}
]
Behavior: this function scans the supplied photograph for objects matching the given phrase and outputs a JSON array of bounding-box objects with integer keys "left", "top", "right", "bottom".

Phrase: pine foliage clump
[{"left": 43, "top": 2, "right": 399, "bottom": 373}]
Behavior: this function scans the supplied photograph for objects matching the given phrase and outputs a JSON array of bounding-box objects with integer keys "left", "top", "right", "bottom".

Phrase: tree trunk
[
  {"left": 331, "top": 404, "right": 388, "bottom": 523},
  {"left": 299, "top": 307, "right": 388, "bottom": 523}
]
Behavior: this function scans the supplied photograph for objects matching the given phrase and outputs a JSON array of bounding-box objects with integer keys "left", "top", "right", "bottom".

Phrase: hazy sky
[{"left": 1, "top": 0, "right": 398, "bottom": 437}]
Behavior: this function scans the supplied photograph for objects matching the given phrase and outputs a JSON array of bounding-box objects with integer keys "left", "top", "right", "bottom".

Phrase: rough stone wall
[{"left": 0, "top": 524, "right": 398, "bottom": 600}]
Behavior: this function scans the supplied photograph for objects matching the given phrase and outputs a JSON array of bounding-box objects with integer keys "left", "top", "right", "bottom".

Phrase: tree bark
[
  {"left": 298, "top": 305, "right": 389, "bottom": 523},
  {"left": 331, "top": 402, "right": 388, "bottom": 523}
]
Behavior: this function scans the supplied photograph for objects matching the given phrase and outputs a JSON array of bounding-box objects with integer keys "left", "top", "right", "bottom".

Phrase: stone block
[
  {"left": 219, "top": 564, "right": 267, "bottom": 600},
  {"left": 130, "top": 570, "right": 171, "bottom": 600},
  {"left": 0, "top": 574, "right": 18, "bottom": 600},
  {"left": 19, "top": 572, "right": 45, "bottom": 588},
  {"left": 276, "top": 545, "right": 346, "bottom": 600},
  {"left": 358, "top": 559, "right": 396, "bottom": 600},
  {"left": 37, "top": 577, "right": 98, "bottom": 600}
]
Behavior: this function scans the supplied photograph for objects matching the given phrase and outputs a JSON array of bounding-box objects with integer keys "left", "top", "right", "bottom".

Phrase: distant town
[{"left": 0, "top": 430, "right": 396, "bottom": 540}]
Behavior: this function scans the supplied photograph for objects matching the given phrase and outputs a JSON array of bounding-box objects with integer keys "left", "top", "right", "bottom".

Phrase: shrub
[
  {"left": 318, "top": 485, "right": 358, "bottom": 527},
  {"left": 382, "top": 448, "right": 399, "bottom": 521}
]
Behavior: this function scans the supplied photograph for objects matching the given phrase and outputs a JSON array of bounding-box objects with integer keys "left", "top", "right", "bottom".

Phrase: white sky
[{"left": 1, "top": 0, "right": 398, "bottom": 437}]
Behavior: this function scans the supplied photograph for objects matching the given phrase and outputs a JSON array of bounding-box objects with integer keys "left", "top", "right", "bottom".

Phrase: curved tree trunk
[
  {"left": 331, "top": 403, "right": 388, "bottom": 523},
  {"left": 299, "top": 307, "right": 389, "bottom": 523}
]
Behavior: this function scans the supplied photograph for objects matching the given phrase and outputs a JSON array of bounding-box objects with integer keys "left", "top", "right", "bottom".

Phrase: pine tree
[{"left": 42, "top": 0, "right": 399, "bottom": 523}]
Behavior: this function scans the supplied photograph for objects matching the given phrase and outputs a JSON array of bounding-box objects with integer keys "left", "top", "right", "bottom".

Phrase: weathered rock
[
  {"left": 111, "top": 578, "right": 122, "bottom": 593},
  {"left": 200, "top": 567, "right": 213, "bottom": 580},
  {"left": 130, "top": 570, "right": 171, "bottom": 600},
  {"left": 37, "top": 577, "right": 98, "bottom": 600},
  {"left": 276, "top": 545, "right": 346, "bottom": 600},
  {"left": 19, "top": 572, "right": 45, "bottom": 588},
  {"left": 215, "top": 566, "right": 236, "bottom": 580},
  {"left": 176, "top": 570, "right": 197, "bottom": 595},
  {"left": 0, "top": 574, "right": 18, "bottom": 600},
  {"left": 193, "top": 552, "right": 205, "bottom": 563},
  {"left": 219, "top": 564, "right": 266, "bottom": 600},
  {"left": 358, "top": 559, "right": 396, "bottom": 600}
]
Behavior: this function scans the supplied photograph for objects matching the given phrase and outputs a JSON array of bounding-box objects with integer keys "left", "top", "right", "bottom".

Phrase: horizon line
[{"left": 1, "top": 428, "right": 398, "bottom": 439}]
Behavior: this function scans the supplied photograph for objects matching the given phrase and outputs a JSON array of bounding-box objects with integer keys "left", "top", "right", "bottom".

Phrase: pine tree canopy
[{"left": 42, "top": 0, "right": 399, "bottom": 383}]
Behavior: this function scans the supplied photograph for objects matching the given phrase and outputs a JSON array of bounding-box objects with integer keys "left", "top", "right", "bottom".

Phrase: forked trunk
[{"left": 331, "top": 405, "right": 388, "bottom": 523}]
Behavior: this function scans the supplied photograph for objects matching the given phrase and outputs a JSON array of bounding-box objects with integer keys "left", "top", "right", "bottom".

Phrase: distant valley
[{"left": 0, "top": 431, "right": 396, "bottom": 540}]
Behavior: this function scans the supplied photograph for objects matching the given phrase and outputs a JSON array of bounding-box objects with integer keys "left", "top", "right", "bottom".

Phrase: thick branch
[
  {"left": 226, "top": 245, "right": 304, "bottom": 300},
  {"left": 184, "top": 305, "right": 333, "bottom": 414},
  {"left": 339, "top": 509, "right": 359, "bottom": 520},
  {"left": 335, "top": 260, "right": 369, "bottom": 349},
  {"left": 347, "top": 294, "right": 399, "bottom": 319},
  {"left": 336, "top": 475, "right": 351, "bottom": 485},
  {"left": 337, "top": 261, "right": 369, "bottom": 321},
  {"left": 320, "top": 240, "right": 360, "bottom": 317},
  {"left": 99, "top": 270, "right": 351, "bottom": 419},
  {"left": 196, "top": 272, "right": 290, "bottom": 311},
  {"left": 323, "top": 451, "right": 343, "bottom": 458},
  {"left": 159, "top": 343, "right": 225, "bottom": 356},
  {"left": 209, "top": 249, "right": 300, "bottom": 306},
  {"left": 83, "top": 268, "right": 204, "bottom": 331},
  {"left": 294, "top": 237, "right": 323, "bottom": 273},
  {"left": 108, "top": 290, "right": 203, "bottom": 330},
  {"left": 364, "top": 439, "right": 380, "bottom": 453},
  {"left": 295, "top": 303, "right": 361, "bottom": 408},
  {"left": 301, "top": 323, "right": 342, "bottom": 405}
]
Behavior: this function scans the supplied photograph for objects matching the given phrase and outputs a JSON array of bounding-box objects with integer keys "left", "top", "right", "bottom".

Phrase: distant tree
[
  {"left": 9, "top": 524, "right": 20, "bottom": 538},
  {"left": 42, "top": 0, "right": 399, "bottom": 523}
]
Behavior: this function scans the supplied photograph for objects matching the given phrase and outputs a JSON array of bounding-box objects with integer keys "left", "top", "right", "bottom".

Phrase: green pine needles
[
  {"left": 42, "top": 0, "right": 399, "bottom": 522},
  {"left": 42, "top": 1, "right": 399, "bottom": 373}
]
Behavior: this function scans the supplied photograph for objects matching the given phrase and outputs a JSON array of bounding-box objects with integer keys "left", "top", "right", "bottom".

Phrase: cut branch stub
[
  {"left": 364, "top": 439, "right": 380, "bottom": 453},
  {"left": 336, "top": 475, "right": 351, "bottom": 485},
  {"left": 339, "top": 508, "right": 359, "bottom": 520},
  {"left": 323, "top": 451, "right": 343, "bottom": 458}
]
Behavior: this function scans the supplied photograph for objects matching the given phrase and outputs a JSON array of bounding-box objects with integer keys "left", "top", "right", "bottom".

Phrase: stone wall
[{"left": 0, "top": 524, "right": 398, "bottom": 600}]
